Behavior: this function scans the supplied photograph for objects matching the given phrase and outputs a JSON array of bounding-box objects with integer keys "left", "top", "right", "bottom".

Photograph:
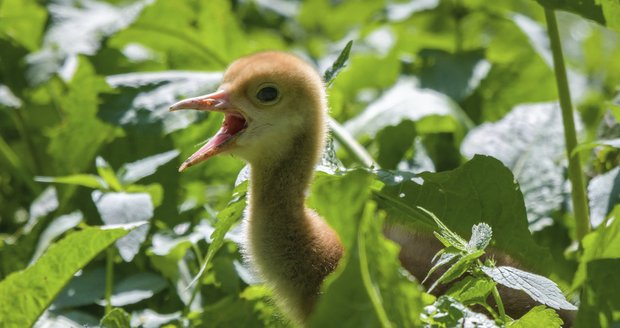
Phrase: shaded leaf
[
  {"left": 323, "top": 40, "right": 353, "bottom": 85},
  {"left": 422, "top": 295, "right": 498, "bottom": 327},
  {"left": 446, "top": 276, "right": 496, "bottom": 305},
  {"left": 481, "top": 266, "right": 576, "bottom": 311},
  {"left": 30, "top": 211, "right": 83, "bottom": 264},
  {"left": 98, "top": 272, "right": 167, "bottom": 307},
  {"left": 35, "top": 174, "right": 107, "bottom": 190}
]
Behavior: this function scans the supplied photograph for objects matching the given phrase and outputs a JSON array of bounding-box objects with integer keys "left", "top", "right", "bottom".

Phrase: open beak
[{"left": 169, "top": 90, "right": 248, "bottom": 172}]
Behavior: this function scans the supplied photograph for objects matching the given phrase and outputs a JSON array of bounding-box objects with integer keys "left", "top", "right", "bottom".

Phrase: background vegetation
[{"left": 1, "top": 0, "right": 619, "bottom": 327}]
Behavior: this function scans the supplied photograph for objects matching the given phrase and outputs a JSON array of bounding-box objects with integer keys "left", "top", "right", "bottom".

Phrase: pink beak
[{"left": 170, "top": 90, "right": 247, "bottom": 172}]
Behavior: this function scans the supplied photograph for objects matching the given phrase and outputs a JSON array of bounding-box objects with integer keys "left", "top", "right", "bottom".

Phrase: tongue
[{"left": 179, "top": 114, "right": 246, "bottom": 172}]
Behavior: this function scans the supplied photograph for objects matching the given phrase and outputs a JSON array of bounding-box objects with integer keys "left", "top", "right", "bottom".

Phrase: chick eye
[{"left": 256, "top": 86, "right": 279, "bottom": 103}]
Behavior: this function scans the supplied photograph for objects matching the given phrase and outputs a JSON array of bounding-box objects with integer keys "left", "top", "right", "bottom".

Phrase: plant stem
[
  {"left": 328, "top": 116, "right": 378, "bottom": 168},
  {"left": 544, "top": 9, "right": 591, "bottom": 241},
  {"left": 491, "top": 286, "right": 506, "bottom": 323},
  {"left": 185, "top": 244, "right": 206, "bottom": 315},
  {"left": 105, "top": 247, "right": 114, "bottom": 315}
]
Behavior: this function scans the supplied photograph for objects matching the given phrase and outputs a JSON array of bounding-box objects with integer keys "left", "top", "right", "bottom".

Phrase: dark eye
[{"left": 256, "top": 86, "right": 279, "bottom": 103}]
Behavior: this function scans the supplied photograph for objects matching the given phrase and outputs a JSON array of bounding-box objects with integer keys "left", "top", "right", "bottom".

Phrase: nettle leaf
[
  {"left": 100, "top": 308, "right": 131, "bottom": 328},
  {"left": 377, "top": 155, "right": 552, "bottom": 273},
  {"left": 344, "top": 77, "right": 471, "bottom": 138},
  {"left": 53, "top": 267, "right": 106, "bottom": 309},
  {"left": 92, "top": 191, "right": 154, "bottom": 262},
  {"left": 446, "top": 276, "right": 496, "bottom": 306},
  {"left": 462, "top": 102, "right": 582, "bottom": 231},
  {"left": 26, "top": 0, "right": 153, "bottom": 84},
  {"left": 509, "top": 305, "right": 563, "bottom": 328},
  {"left": 0, "top": 224, "right": 140, "bottom": 327},
  {"left": 118, "top": 150, "right": 179, "bottom": 184},
  {"left": 467, "top": 223, "right": 492, "bottom": 251},
  {"left": 422, "top": 295, "right": 497, "bottom": 328},
  {"left": 102, "top": 71, "right": 222, "bottom": 134},
  {"left": 429, "top": 250, "right": 485, "bottom": 292},
  {"left": 481, "top": 266, "right": 576, "bottom": 311},
  {"left": 588, "top": 167, "right": 620, "bottom": 228},
  {"left": 30, "top": 211, "right": 83, "bottom": 264}
]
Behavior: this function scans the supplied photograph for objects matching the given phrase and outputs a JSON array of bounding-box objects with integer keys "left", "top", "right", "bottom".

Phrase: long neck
[{"left": 248, "top": 128, "right": 322, "bottom": 222}]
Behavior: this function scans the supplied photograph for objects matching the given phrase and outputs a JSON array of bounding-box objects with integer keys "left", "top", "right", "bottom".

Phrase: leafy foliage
[{"left": 1, "top": 0, "right": 620, "bottom": 327}]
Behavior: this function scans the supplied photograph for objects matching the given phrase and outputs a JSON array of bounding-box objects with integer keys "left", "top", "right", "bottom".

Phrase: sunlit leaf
[
  {"left": 29, "top": 211, "right": 83, "bottom": 264},
  {"left": 588, "top": 167, "right": 620, "bottom": 228},
  {"left": 509, "top": 305, "right": 563, "bottom": 328},
  {"left": 92, "top": 191, "right": 153, "bottom": 262},
  {"left": 481, "top": 265, "right": 576, "bottom": 311},
  {"left": 422, "top": 295, "right": 497, "bottom": 327},
  {"left": 100, "top": 308, "right": 131, "bottom": 328},
  {"left": 97, "top": 272, "right": 167, "bottom": 307},
  {"left": 0, "top": 224, "right": 140, "bottom": 327},
  {"left": 119, "top": 150, "right": 179, "bottom": 184},
  {"left": 462, "top": 102, "right": 582, "bottom": 231}
]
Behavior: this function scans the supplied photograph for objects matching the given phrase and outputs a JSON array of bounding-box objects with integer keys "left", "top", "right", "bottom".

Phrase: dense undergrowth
[{"left": 1, "top": 0, "right": 620, "bottom": 327}]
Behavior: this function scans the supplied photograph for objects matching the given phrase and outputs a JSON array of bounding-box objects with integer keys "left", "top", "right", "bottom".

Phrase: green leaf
[
  {"left": 310, "top": 171, "right": 424, "bottom": 327},
  {"left": 467, "top": 223, "right": 492, "bottom": 251},
  {"left": 35, "top": 174, "right": 107, "bottom": 190},
  {"left": 588, "top": 167, "right": 620, "bottom": 228},
  {"left": 462, "top": 103, "right": 581, "bottom": 230},
  {"left": 375, "top": 120, "right": 417, "bottom": 170},
  {"left": 91, "top": 191, "right": 154, "bottom": 262},
  {"left": 96, "top": 157, "right": 123, "bottom": 191},
  {"left": 0, "top": 0, "right": 47, "bottom": 50},
  {"left": 429, "top": 250, "right": 485, "bottom": 292},
  {"left": 535, "top": 0, "right": 605, "bottom": 28},
  {"left": 102, "top": 71, "right": 222, "bottom": 134},
  {"left": 446, "top": 276, "right": 496, "bottom": 306},
  {"left": 0, "top": 224, "right": 140, "bottom": 328},
  {"left": 575, "top": 259, "right": 620, "bottom": 327},
  {"left": 509, "top": 305, "right": 563, "bottom": 328},
  {"left": 29, "top": 211, "right": 83, "bottom": 263},
  {"left": 100, "top": 272, "right": 167, "bottom": 307},
  {"left": 323, "top": 40, "right": 353, "bottom": 86},
  {"left": 377, "top": 155, "right": 553, "bottom": 274},
  {"left": 100, "top": 308, "right": 131, "bottom": 328},
  {"left": 481, "top": 265, "right": 576, "bottom": 311},
  {"left": 422, "top": 295, "right": 498, "bottom": 327}
]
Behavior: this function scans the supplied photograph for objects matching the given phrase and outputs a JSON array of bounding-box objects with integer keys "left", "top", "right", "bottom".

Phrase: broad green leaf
[
  {"left": 96, "top": 157, "right": 123, "bottom": 191},
  {"left": 588, "top": 167, "right": 620, "bottom": 227},
  {"left": 446, "top": 276, "right": 496, "bottom": 306},
  {"left": 509, "top": 305, "right": 563, "bottom": 328},
  {"left": 92, "top": 191, "right": 154, "bottom": 262},
  {"left": 344, "top": 78, "right": 470, "bottom": 138},
  {"left": 0, "top": 224, "right": 140, "bottom": 328},
  {"left": 0, "top": 0, "right": 47, "bottom": 50},
  {"left": 377, "top": 155, "right": 553, "bottom": 273},
  {"left": 53, "top": 267, "right": 106, "bottom": 309},
  {"left": 422, "top": 295, "right": 497, "bottom": 327},
  {"left": 102, "top": 71, "right": 222, "bottom": 134},
  {"left": 118, "top": 150, "right": 179, "bottom": 184},
  {"left": 26, "top": 0, "right": 153, "bottom": 84},
  {"left": 100, "top": 308, "right": 131, "bottom": 328},
  {"left": 575, "top": 259, "right": 620, "bottom": 327},
  {"left": 418, "top": 49, "right": 491, "bottom": 101},
  {"left": 462, "top": 103, "right": 582, "bottom": 231},
  {"left": 46, "top": 58, "right": 116, "bottom": 175},
  {"left": 35, "top": 174, "right": 107, "bottom": 190},
  {"left": 481, "top": 266, "right": 576, "bottom": 311},
  {"left": 573, "top": 205, "right": 620, "bottom": 289},
  {"left": 375, "top": 120, "right": 417, "bottom": 170}
]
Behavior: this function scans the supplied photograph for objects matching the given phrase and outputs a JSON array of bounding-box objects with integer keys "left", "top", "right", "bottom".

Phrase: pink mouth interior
[{"left": 179, "top": 114, "right": 247, "bottom": 172}]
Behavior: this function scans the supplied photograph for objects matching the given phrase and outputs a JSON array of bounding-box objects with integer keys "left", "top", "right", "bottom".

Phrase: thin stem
[
  {"left": 184, "top": 244, "right": 206, "bottom": 315},
  {"left": 105, "top": 247, "right": 114, "bottom": 315},
  {"left": 544, "top": 9, "right": 591, "bottom": 241},
  {"left": 491, "top": 286, "right": 506, "bottom": 323},
  {"left": 328, "top": 116, "right": 379, "bottom": 168}
]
